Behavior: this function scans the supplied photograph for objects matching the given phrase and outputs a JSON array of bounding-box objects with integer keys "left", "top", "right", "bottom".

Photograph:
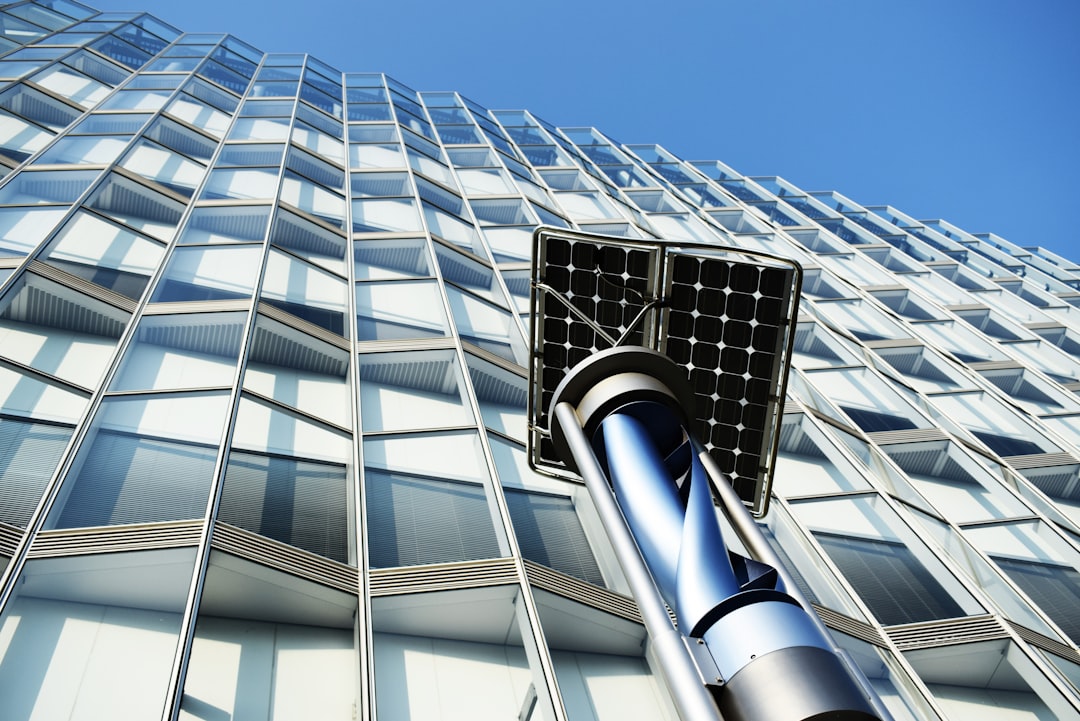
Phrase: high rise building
[{"left": 0, "top": 2, "right": 1078, "bottom": 719}]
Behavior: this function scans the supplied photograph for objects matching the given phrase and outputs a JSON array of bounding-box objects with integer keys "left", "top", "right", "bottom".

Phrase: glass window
[
  {"left": 42, "top": 209, "right": 164, "bottom": 298},
  {"left": 110, "top": 312, "right": 245, "bottom": 392},
  {"left": 0, "top": 413, "right": 75, "bottom": 527},
  {"left": 348, "top": 142, "right": 403, "bottom": 169},
  {"left": 35, "top": 133, "right": 131, "bottom": 165},
  {"left": 351, "top": 197, "right": 422, "bottom": 233},
  {"left": 422, "top": 201, "right": 484, "bottom": 256},
  {"left": 356, "top": 279, "right": 448, "bottom": 341},
  {"left": 811, "top": 298, "right": 911, "bottom": 342},
  {"left": 0, "top": 82, "right": 82, "bottom": 131},
  {"left": 457, "top": 167, "right": 514, "bottom": 196},
  {"left": 792, "top": 495, "right": 982, "bottom": 625},
  {"left": 151, "top": 245, "right": 262, "bottom": 303},
  {"left": 178, "top": 205, "right": 271, "bottom": 245},
  {"left": 805, "top": 367, "right": 931, "bottom": 433},
  {"left": 0, "top": 206, "right": 65, "bottom": 256},
  {"left": 772, "top": 413, "right": 873, "bottom": 497},
  {"left": 286, "top": 146, "right": 344, "bottom": 190},
  {"left": 280, "top": 171, "right": 345, "bottom": 229},
  {"left": 353, "top": 237, "right": 431, "bottom": 280},
  {"left": 216, "top": 143, "right": 285, "bottom": 167},
  {"left": 261, "top": 248, "right": 348, "bottom": 336},
  {"left": 906, "top": 641, "right": 1077, "bottom": 720},
  {"left": 98, "top": 88, "right": 171, "bottom": 112},
  {"left": 0, "top": 109, "right": 55, "bottom": 161},
  {"left": 929, "top": 391, "right": 1060, "bottom": 457},
  {"left": 482, "top": 225, "right": 533, "bottom": 263},
  {"left": 870, "top": 344, "right": 973, "bottom": 393},
  {"left": 221, "top": 394, "right": 353, "bottom": 561},
  {"left": 200, "top": 167, "right": 280, "bottom": 201},
  {"left": 219, "top": 447, "right": 349, "bottom": 563},
  {"left": 435, "top": 244, "right": 503, "bottom": 304},
  {"left": 965, "top": 521, "right": 1080, "bottom": 644},
  {"left": 0, "top": 271, "right": 126, "bottom": 387},
  {"left": 181, "top": 556, "right": 358, "bottom": 717},
  {"left": 0, "top": 359, "right": 89, "bottom": 424},
  {"left": 120, "top": 139, "right": 206, "bottom": 197},
  {"left": 30, "top": 64, "right": 108, "bottom": 107},
  {"left": 227, "top": 117, "right": 290, "bottom": 142},
  {"left": 358, "top": 349, "right": 473, "bottom": 432},
  {"left": 884, "top": 440, "right": 1030, "bottom": 523},
  {"left": 350, "top": 171, "right": 410, "bottom": 198},
  {"left": 0, "top": 168, "right": 98, "bottom": 205},
  {"left": 372, "top": 587, "right": 557, "bottom": 721},
  {"left": 85, "top": 172, "right": 185, "bottom": 240},
  {"left": 165, "top": 94, "right": 231, "bottom": 138},
  {"left": 446, "top": 285, "right": 525, "bottom": 363},
  {"left": 270, "top": 208, "right": 347, "bottom": 275},
  {"left": 243, "top": 315, "right": 350, "bottom": 428},
  {"left": 364, "top": 431, "right": 507, "bottom": 568},
  {"left": 46, "top": 392, "right": 229, "bottom": 528},
  {"left": 230, "top": 394, "right": 352, "bottom": 466},
  {"left": 465, "top": 354, "right": 527, "bottom": 441},
  {"left": 143, "top": 115, "right": 217, "bottom": 162},
  {"left": 292, "top": 122, "right": 345, "bottom": 163},
  {"left": 0, "top": 549, "right": 197, "bottom": 721}
]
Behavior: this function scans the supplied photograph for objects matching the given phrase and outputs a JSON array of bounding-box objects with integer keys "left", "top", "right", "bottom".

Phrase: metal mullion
[
  {"left": 339, "top": 69, "right": 377, "bottom": 721},
  {"left": 419, "top": 93, "right": 571, "bottom": 721},
  {"left": 0, "top": 82, "right": 203, "bottom": 602},
  {"left": 157, "top": 47, "right": 277, "bottom": 721}
]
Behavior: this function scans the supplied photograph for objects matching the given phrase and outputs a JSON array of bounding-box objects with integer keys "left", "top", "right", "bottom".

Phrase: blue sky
[{"left": 97, "top": 0, "right": 1079, "bottom": 263}]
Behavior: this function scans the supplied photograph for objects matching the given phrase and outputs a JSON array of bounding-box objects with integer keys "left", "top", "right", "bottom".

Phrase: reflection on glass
[
  {"left": 906, "top": 641, "right": 1076, "bottom": 720},
  {"left": 221, "top": 396, "right": 352, "bottom": 561},
  {"left": 243, "top": 314, "right": 351, "bottom": 428},
  {"left": 261, "top": 248, "right": 348, "bottom": 336},
  {"left": 110, "top": 312, "right": 245, "bottom": 391},
  {"left": 0, "top": 271, "right": 126, "bottom": 388},
  {"left": 359, "top": 349, "right": 473, "bottom": 432},
  {"left": 46, "top": 392, "right": 229, "bottom": 528},
  {"left": 364, "top": 431, "right": 506, "bottom": 568},
  {"left": 355, "top": 280, "right": 448, "bottom": 341},
  {"left": 372, "top": 587, "right": 557, "bottom": 721},
  {"left": 43, "top": 209, "right": 164, "bottom": 298},
  {"left": 0, "top": 550, "right": 197, "bottom": 721},
  {"left": 151, "top": 245, "right": 261, "bottom": 303},
  {"left": 181, "top": 554, "right": 358, "bottom": 720}
]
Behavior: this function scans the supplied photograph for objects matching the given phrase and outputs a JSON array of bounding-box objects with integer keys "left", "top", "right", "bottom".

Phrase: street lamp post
[
  {"left": 549, "top": 347, "right": 886, "bottom": 721},
  {"left": 527, "top": 228, "right": 891, "bottom": 721}
]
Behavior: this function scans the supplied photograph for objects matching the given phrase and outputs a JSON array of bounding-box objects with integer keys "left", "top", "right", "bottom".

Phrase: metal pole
[
  {"left": 554, "top": 401, "right": 726, "bottom": 721},
  {"left": 696, "top": 445, "right": 896, "bottom": 721}
]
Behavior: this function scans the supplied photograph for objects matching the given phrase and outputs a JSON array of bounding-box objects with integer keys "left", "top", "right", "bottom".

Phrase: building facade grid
[{"left": 0, "top": 2, "right": 1079, "bottom": 719}]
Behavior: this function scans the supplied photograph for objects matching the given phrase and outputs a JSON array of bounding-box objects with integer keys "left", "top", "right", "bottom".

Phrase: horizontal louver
[
  {"left": 366, "top": 470, "right": 500, "bottom": 568},
  {"left": 219, "top": 450, "right": 349, "bottom": 564},
  {"left": 0, "top": 416, "right": 72, "bottom": 527},
  {"left": 54, "top": 430, "right": 216, "bottom": 528}
]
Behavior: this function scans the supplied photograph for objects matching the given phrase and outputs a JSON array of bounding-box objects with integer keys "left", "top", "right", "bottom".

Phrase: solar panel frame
[{"left": 527, "top": 227, "right": 802, "bottom": 516}]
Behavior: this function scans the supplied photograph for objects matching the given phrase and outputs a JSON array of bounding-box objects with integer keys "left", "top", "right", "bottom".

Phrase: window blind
[
  {"left": 815, "top": 532, "right": 965, "bottom": 626},
  {"left": 54, "top": 430, "right": 217, "bottom": 528},
  {"left": 365, "top": 470, "right": 500, "bottom": 568},
  {"left": 504, "top": 488, "right": 604, "bottom": 587},
  {"left": 220, "top": 450, "right": 349, "bottom": 563},
  {"left": 991, "top": 555, "right": 1080, "bottom": 644},
  {"left": 0, "top": 416, "right": 72, "bottom": 527}
]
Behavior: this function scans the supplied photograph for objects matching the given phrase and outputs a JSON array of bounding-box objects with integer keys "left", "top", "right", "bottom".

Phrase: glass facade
[{"left": 0, "top": 3, "right": 1078, "bottom": 719}]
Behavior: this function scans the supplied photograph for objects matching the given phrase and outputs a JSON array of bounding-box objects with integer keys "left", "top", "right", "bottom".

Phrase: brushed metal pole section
[
  {"left": 553, "top": 401, "right": 725, "bottom": 721},
  {"left": 696, "top": 447, "right": 895, "bottom": 721}
]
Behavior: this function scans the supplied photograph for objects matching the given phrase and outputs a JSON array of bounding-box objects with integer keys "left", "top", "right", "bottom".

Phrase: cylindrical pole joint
[{"left": 550, "top": 347, "right": 884, "bottom": 721}]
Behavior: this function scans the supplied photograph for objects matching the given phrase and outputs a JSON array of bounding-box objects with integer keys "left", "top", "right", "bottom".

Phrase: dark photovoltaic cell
[{"left": 528, "top": 228, "right": 800, "bottom": 515}]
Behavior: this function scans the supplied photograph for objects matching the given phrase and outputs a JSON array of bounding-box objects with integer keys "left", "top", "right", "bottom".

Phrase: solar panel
[{"left": 528, "top": 227, "right": 801, "bottom": 516}]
